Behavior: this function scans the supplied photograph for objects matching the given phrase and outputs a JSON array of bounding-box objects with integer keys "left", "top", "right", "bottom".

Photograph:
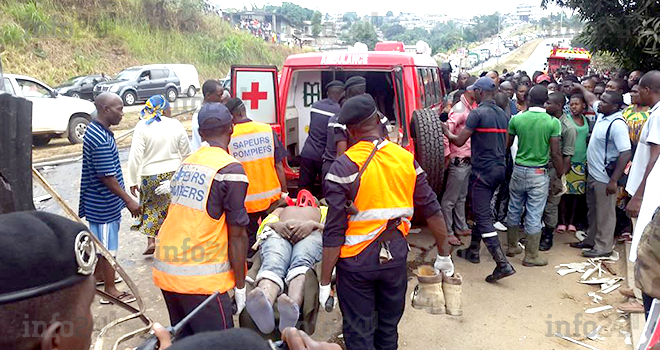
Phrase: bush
[
  {"left": 0, "top": 21, "right": 26, "bottom": 46},
  {"left": 6, "top": 1, "right": 51, "bottom": 36}
]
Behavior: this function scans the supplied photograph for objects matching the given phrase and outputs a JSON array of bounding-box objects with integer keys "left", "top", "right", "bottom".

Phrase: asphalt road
[{"left": 515, "top": 37, "right": 572, "bottom": 74}]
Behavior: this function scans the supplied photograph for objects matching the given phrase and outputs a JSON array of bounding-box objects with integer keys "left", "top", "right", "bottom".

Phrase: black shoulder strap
[
  {"left": 604, "top": 117, "right": 625, "bottom": 166},
  {"left": 348, "top": 139, "right": 384, "bottom": 201}
]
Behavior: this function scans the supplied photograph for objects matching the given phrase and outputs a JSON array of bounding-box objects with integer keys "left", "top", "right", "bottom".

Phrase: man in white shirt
[
  {"left": 191, "top": 80, "right": 230, "bottom": 150},
  {"left": 571, "top": 84, "right": 632, "bottom": 258},
  {"left": 626, "top": 71, "right": 660, "bottom": 253}
]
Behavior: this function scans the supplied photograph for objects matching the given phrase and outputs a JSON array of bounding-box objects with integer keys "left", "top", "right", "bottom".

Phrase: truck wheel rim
[
  {"left": 188, "top": 87, "right": 195, "bottom": 96},
  {"left": 168, "top": 90, "right": 176, "bottom": 101},
  {"left": 126, "top": 94, "right": 134, "bottom": 104},
  {"left": 75, "top": 123, "right": 87, "bottom": 139},
  {"left": 72, "top": 93, "right": 80, "bottom": 98}
]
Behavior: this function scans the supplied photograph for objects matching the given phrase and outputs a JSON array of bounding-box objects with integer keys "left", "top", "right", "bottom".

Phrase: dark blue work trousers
[{"left": 336, "top": 260, "right": 407, "bottom": 350}]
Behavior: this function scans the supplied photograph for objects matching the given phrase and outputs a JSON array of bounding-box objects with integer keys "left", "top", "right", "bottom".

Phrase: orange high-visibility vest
[
  {"left": 340, "top": 140, "right": 417, "bottom": 258},
  {"left": 229, "top": 121, "right": 281, "bottom": 213},
  {"left": 153, "top": 146, "right": 245, "bottom": 295}
]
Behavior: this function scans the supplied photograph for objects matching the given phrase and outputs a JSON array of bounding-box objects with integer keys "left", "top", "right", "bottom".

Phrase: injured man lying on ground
[{"left": 246, "top": 203, "right": 327, "bottom": 334}]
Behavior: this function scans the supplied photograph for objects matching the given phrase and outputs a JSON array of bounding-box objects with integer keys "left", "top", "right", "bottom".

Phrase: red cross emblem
[{"left": 242, "top": 82, "right": 268, "bottom": 109}]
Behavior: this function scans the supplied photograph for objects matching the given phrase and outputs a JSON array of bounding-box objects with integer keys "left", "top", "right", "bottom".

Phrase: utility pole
[
  {"left": 559, "top": 11, "right": 563, "bottom": 38},
  {"left": 496, "top": 13, "right": 500, "bottom": 65}
]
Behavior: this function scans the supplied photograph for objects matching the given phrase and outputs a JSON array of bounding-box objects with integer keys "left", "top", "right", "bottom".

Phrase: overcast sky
[{"left": 215, "top": 0, "right": 563, "bottom": 17}]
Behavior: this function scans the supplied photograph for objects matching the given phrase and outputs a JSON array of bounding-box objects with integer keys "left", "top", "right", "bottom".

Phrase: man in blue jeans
[
  {"left": 246, "top": 204, "right": 326, "bottom": 334},
  {"left": 443, "top": 76, "right": 515, "bottom": 283},
  {"left": 505, "top": 85, "right": 564, "bottom": 267}
]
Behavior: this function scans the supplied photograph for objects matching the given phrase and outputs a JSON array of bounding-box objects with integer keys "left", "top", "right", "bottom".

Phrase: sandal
[
  {"left": 448, "top": 235, "right": 463, "bottom": 246},
  {"left": 568, "top": 225, "right": 577, "bottom": 233},
  {"left": 100, "top": 291, "right": 136, "bottom": 305},
  {"left": 95, "top": 276, "right": 123, "bottom": 286},
  {"left": 555, "top": 225, "right": 566, "bottom": 234}
]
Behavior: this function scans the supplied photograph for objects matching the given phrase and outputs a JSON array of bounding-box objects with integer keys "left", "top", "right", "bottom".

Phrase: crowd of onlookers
[
  {"left": 235, "top": 19, "right": 279, "bottom": 43},
  {"left": 441, "top": 67, "right": 660, "bottom": 321}
]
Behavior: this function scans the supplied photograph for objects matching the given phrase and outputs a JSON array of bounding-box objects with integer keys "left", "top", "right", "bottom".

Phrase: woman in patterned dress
[
  {"left": 127, "top": 95, "right": 191, "bottom": 254},
  {"left": 558, "top": 94, "right": 590, "bottom": 233}
]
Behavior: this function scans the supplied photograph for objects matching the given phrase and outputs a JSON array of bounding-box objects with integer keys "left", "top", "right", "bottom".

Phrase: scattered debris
[
  {"left": 586, "top": 326, "right": 603, "bottom": 341},
  {"left": 585, "top": 305, "right": 613, "bottom": 314},
  {"left": 587, "top": 292, "right": 603, "bottom": 304},
  {"left": 409, "top": 228, "right": 422, "bottom": 234},
  {"left": 557, "top": 268, "right": 579, "bottom": 276},
  {"left": 555, "top": 333, "right": 603, "bottom": 350},
  {"left": 581, "top": 267, "right": 598, "bottom": 280},
  {"left": 620, "top": 330, "right": 631, "bottom": 345},
  {"left": 579, "top": 278, "right": 613, "bottom": 285},
  {"left": 33, "top": 194, "right": 52, "bottom": 202},
  {"left": 601, "top": 283, "right": 622, "bottom": 294}
]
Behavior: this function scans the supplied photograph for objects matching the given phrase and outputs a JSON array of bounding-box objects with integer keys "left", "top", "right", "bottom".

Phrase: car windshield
[
  {"left": 60, "top": 76, "right": 85, "bottom": 87},
  {"left": 115, "top": 69, "right": 140, "bottom": 81}
]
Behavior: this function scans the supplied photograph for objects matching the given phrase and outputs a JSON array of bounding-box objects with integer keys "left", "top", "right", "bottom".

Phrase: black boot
[
  {"left": 483, "top": 236, "right": 516, "bottom": 283},
  {"left": 539, "top": 226, "right": 554, "bottom": 251},
  {"left": 457, "top": 232, "right": 481, "bottom": 264}
]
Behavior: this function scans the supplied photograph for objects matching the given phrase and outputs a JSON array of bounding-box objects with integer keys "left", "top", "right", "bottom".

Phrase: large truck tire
[{"left": 411, "top": 109, "right": 445, "bottom": 198}]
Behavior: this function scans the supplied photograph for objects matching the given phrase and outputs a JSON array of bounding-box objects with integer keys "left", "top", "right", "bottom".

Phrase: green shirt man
[{"left": 509, "top": 107, "right": 562, "bottom": 167}]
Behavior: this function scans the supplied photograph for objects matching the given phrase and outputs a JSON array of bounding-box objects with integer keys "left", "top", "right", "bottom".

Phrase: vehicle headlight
[
  {"left": 109, "top": 85, "right": 120, "bottom": 92},
  {"left": 58, "top": 87, "right": 69, "bottom": 94}
]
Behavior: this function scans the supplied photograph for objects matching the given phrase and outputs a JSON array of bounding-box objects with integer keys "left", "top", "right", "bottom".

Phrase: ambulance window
[
  {"left": 428, "top": 68, "right": 439, "bottom": 105},
  {"left": 417, "top": 68, "right": 426, "bottom": 107},
  {"left": 423, "top": 68, "right": 433, "bottom": 106}
]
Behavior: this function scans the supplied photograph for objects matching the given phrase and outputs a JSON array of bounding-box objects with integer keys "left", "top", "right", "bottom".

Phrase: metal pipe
[{"left": 32, "top": 167, "right": 152, "bottom": 350}]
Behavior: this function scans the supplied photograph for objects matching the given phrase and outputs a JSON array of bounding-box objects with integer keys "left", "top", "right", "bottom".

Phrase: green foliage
[
  {"left": 344, "top": 21, "right": 378, "bottom": 50},
  {"left": 0, "top": 21, "right": 26, "bottom": 46},
  {"left": 543, "top": 0, "right": 660, "bottom": 70},
  {"left": 386, "top": 11, "right": 394, "bottom": 17},
  {"left": 311, "top": 11, "right": 322, "bottom": 37},
  {"left": 0, "top": 0, "right": 299, "bottom": 84},
  {"left": 342, "top": 12, "right": 358, "bottom": 24},
  {"left": 263, "top": 2, "right": 314, "bottom": 26}
]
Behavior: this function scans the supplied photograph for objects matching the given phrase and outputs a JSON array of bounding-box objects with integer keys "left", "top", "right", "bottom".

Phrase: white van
[{"left": 145, "top": 64, "right": 201, "bottom": 97}]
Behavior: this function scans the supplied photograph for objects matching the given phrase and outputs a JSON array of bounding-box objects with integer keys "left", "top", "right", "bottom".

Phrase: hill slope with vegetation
[{"left": 0, "top": 0, "right": 300, "bottom": 86}]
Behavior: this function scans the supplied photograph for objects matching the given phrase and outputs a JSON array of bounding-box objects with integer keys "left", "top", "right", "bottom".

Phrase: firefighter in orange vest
[
  {"left": 153, "top": 103, "right": 249, "bottom": 337},
  {"left": 226, "top": 98, "right": 288, "bottom": 258},
  {"left": 320, "top": 94, "right": 454, "bottom": 350}
]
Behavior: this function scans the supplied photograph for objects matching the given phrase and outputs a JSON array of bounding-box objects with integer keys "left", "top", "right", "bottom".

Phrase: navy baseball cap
[
  {"left": 467, "top": 77, "right": 496, "bottom": 91},
  {"left": 338, "top": 94, "right": 377, "bottom": 126},
  {"left": 198, "top": 102, "right": 232, "bottom": 130}
]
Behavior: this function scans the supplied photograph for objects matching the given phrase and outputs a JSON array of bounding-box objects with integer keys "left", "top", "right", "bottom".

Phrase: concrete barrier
[{"left": 0, "top": 94, "right": 35, "bottom": 212}]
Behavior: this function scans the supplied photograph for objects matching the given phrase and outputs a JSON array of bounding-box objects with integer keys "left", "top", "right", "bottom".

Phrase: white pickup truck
[{"left": 1, "top": 74, "right": 96, "bottom": 145}]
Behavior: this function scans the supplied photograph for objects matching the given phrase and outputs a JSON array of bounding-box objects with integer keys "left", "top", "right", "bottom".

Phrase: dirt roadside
[
  {"left": 82, "top": 201, "right": 634, "bottom": 350},
  {"left": 476, "top": 39, "right": 543, "bottom": 74}
]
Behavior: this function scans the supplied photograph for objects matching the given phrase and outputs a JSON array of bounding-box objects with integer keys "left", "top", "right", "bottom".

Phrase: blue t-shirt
[{"left": 79, "top": 121, "right": 126, "bottom": 223}]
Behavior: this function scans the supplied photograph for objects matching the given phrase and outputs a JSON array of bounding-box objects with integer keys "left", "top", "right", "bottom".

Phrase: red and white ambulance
[{"left": 231, "top": 43, "right": 449, "bottom": 194}]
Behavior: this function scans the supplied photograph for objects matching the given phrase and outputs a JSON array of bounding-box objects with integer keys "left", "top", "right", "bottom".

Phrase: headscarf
[{"left": 141, "top": 95, "right": 170, "bottom": 125}]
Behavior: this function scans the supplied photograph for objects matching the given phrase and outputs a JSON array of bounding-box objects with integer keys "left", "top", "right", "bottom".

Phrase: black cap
[
  {"left": 325, "top": 80, "right": 344, "bottom": 90},
  {"left": 338, "top": 94, "right": 377, "bottom": 126},
  {"left": 225, "top": 98, "right": 244, "bottom": 114},
  {"left": 467, "top": 77, "right": 496, "bottom": 91},
  {"left": 198, "top": 102, "right": 233, "bottom": 130},
  {"left": 345, "top": 76, "right": 366, "bottom": 90},
  {"left": 0, "top": 211, "right": 97, "bottom": 305}
]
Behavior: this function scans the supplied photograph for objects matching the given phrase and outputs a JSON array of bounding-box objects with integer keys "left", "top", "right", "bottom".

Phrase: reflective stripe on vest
[
  {"left": 153, "top": 147, "right": 240, "bottom": 295},
  {"left": 230, "top": 121, "right": 281, "bottom": 213},
  {"left": 340, "top": 141, "right": 416, "bottom": 258}
]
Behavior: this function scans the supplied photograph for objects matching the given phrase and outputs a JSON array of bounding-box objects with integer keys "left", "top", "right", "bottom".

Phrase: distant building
[
  {"left": 230, "top": 11, "right": 294, "bottom": 37},
  {"left": 516, "top": 3, "right": 542, "bottom": 21}
]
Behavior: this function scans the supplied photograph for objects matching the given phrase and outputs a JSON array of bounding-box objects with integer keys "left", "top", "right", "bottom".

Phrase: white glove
[
  {"left": 319, "top": 283, "right": 331, "bottom": 309},
  {"left": 434, "top": 255, "right": 454, "bottom": 277},
  {"left": 154, "top": 180, "right": 171, "bottom": 196},
  {"left": 281, "top": 192, "right": 290, "bottom": 200},
  {"left": 234, "top": 286, "right": 246, "bottom": 315}
]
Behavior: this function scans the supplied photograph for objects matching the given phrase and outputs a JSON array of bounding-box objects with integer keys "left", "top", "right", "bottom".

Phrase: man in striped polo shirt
[{"left": 79, "top": 92, "right": 140, "bottom": 303}]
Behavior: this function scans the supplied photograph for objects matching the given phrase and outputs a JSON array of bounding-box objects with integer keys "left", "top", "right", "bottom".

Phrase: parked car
[
  {"left": 1, "top": 74, "right": 95, "bottom": 145},
  {"left": 55, "top": 74, "right": 109, "bottom": 100},
  {"left": 157, "top": 64, "right": 200, "bottom": 97},
  {"left": 94, "top": 66, "right": 181, "bottom": 106}
]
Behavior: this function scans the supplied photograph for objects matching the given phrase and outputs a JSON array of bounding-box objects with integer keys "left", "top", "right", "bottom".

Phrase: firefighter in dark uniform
[
  {"left": 323, "top": 76, "right": 388, "bottom": 180},
  {"left": 319, "top": 94, "right": 454, "bottom": 350},
  {"left": 299, "top": 80, "right": 344, "bottom": 196}
]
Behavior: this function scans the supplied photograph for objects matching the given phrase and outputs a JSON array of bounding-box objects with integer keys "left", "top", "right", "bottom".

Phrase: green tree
[
  {"left": 383, "top": 24, "right": 405, "bottom": 38},
  {"left": 386, "top": 11, "right": 394, "bottom": 17},
  {"left": 342, "top": 12, "right": 358, "bottom": 24},
  {"left": 539, "top": 17, "right": 551, "bottom": 34},
  {"left": 311, "top": 10, "right": 322, "bottom": 37},
  {"left": 344, "top": 21, "right": 378, "bottom": 49},
  {"left": 543, "top": 0, "right": 660, "bottom": 69},
  {"left": 263, "top": 2, "right": 314, "bottom": 26}
]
